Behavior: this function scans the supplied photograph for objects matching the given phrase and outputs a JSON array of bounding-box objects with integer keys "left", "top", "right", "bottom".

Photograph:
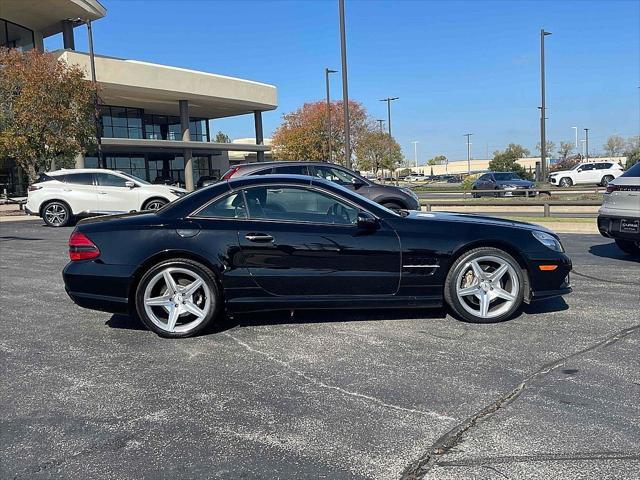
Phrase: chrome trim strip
[{"left": 403, "top": 264, "right": 439, "bottom": 268}]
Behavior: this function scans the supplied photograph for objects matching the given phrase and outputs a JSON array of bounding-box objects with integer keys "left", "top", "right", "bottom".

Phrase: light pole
[
  {"left": 411, "top": 141, "right": 419, "bottom": 168},
  {"left": 380, "top": 97, "right": 399, "bottom": 178},
  {"left": 376, "top": 119, "right": 385, "bottom": 131},
  {"left": 540, "top": 29, "right": 552, "bottom": 180},
  {"left": 584, "top": 128, "right": 590, "bottom": 161},
  {"left": 325, "top": 68, "right": 337, "bottom": 162},
  {"left": 338, "top": 0, "right": 351, "bottom": 167},
  {"left": 572, "top": 126, "right": 578, "bottom": 149},
  {"left": 464, "top": 133, "right": 473, "bottom": 173}
]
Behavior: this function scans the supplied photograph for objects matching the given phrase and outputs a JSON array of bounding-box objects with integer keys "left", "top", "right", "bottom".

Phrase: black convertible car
[{"left": 64, "top": 175, "right": 572, "bottom": 337}]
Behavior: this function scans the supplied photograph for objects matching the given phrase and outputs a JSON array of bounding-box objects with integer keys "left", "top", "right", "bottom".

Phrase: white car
[
  {"left": 405, "top": 174, "right": 426, "bottom": 182},
  {"left": 26, "top": 168, "right": 187, "bottom": 227},
  {"left": 597, "top": 162, "right": 640, "bottom": 255},
  {"left": 549, "top": 161, "right": 623, "bottom": 187}
]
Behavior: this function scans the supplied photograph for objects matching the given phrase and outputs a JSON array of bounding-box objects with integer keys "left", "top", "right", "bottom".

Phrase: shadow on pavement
[
  {"left": 589, "top": 242, "right": 640, "bottom": 262},
  {"left": 522, "top": 296, "right": 569, "bottom": 315}
]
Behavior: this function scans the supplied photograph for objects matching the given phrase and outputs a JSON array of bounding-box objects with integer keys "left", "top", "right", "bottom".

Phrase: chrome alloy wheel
[
  {"left": 143, "top": 267, "right": 212, "bottom": 334},
  {"left": 145, "top": 200, "right": 166, "bottom": 211},
  {"left": 455, "top": 255, "right": 520, "bottom": 320},
  {"left": 44, "top": 203, "right": 68, "bottom": 226}
]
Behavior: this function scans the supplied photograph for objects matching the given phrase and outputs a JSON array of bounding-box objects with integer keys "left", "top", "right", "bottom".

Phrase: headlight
[
  {"left": 170, "top": 189, "right": 186, "bottom": 197},
  {"left": 532, "top": 231, "right": 563, "bottom": 252}
]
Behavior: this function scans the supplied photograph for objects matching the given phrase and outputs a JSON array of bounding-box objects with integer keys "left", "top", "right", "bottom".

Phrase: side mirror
[
  {"left": 577, "top": 168, "right": 583, "bottom": 172},
  {"left": 125, "top": 181, "right": 136, "bottom": 189},
  {"left": 351, "top": 177, "right": 365, "bottom": 189},
  {"left": 357, "top": 211, "right": 378, "bottom": 229}
]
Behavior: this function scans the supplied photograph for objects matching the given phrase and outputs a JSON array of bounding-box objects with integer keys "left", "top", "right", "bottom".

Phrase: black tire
[
  {"left": 601, "top": 175, "right": 614, "bottom": 187},
  {"left": 135, "top": 258, "right": 221, "bottom": 338},
  {"left": 142, "top": 198, "right": 168, "bottom": 211},
  {"left": 444, "top": 247, "right": 525, "bottom": 324},
  {"left": 471, "top": 188, "right": 479, "bottom": 198},
  {"left": 559, "top": 177, "right": 573, "bottom": 188},
  {"left": 381, "top": 201, "right": 406, "bottom": 212},
  {"left": 493, "top": 188, "right": 502, "bottom": 198},
  {"left": 614, "top": 239, "right": 640, "bottom": 255},
  {"left": 41, "top": 200, "right": 72, "bottom": 227}
]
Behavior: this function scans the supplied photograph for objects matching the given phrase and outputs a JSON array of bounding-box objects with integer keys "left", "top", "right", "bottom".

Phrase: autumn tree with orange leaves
[{"left": 0, "top": 48, "right": 97, "bottom": 182}]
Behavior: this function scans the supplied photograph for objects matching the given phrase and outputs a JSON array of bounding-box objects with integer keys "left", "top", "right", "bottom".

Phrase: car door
[
  {"left": 576, "top": 163, "right": 597, "bottom": 184},
  {"left": 235, "top": 184, "right": 401, "bottom": 296},
  {"left": 95, "top": 172, "right": 140, "bottom": 213},
  {"left": 59, "top": 172, "right": 99, "bottom": 214}
]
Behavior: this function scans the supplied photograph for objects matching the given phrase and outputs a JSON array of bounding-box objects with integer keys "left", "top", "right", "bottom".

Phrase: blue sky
[{"left": 45, "top": 0, "right": 640, "bottom": 163}]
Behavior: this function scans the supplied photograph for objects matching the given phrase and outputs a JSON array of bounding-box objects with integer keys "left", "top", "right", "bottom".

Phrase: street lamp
[
  {"left": 584, "top": 128, "right": 590, "bottom": 161},
  {"left": 411, "top": 141, "right": 419, "bottom": 168},
  {"left": 338, "top": 0, "right": 351, "bottom": 167},
  {"left": 572, "top": 126, "right": 578, "bottom": 149},
  {"left": 540, "top": 29, "right": 552, "bottom": 180},
  {"left": 325, "top": 68, "right": 337, "bottom": 162},
  {"left": 464, "top": 133, "right": 473, "bottom": 173},
  {"left": 380, "top": 97, "right": 399, "bottom": 179},
  {"left": 376, "top": 119, "right": 385, "bottom": 131}
]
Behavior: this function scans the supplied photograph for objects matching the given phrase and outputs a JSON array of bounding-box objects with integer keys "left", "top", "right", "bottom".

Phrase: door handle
[{"left": 245, "top": 233, "right": 274, "bottom": 242}]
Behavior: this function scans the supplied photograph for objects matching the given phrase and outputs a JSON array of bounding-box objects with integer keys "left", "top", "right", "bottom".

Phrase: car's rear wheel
[
  {"left": 143, "top": 198, "right": 168, "bottom": 211},
  {"left": 615, "top": 239, "right": 640, "bottom": 255},
  {"left": 600, "top": 175, "right": 614, "bottom": 187},
  {"left": 471, "top": 187, "right": 479, "bottom": 198},
  {"left": 559, "top": 177, "right": 573, "bottom": 187},
  {"left": 444, "top": 247, "right": 524, "bottom": 323},
  {"left": 42, "top": 201, "right": 72, "bottom": 227},
  {"left": 135, "top": 258, "right": 221, "bottom": 338}
]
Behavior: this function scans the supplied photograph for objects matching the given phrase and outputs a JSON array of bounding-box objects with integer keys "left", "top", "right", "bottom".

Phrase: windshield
[
  {"left": 119, "top": 171, "right": 151, "bottom": 185},
  {"left": 621, "top": 162, "right": 640, "bottom": 178},
  {"left": 493, "top": 173, "right": 520, "bottom": 181}
]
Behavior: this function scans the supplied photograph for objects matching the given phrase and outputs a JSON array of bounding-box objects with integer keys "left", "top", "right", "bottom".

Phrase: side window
[
  {"left": 274, "top": 165, "right": 309, "bottom": 175},
  {"left": 96, "top": 172, "right": 129, "bottom": 187},
  {"left": 479, "top": 174, "right": 489, "bottom": 181},
  {"left": 243, "top": 186, "right": 358, "bottom": 225},
  {"left": 312, "top": 166, "right": 357, "bottom": 185},
  {"left": 582, "top": 164, "right": 595, "bottom": 171},
  {"left": 248, "top": 168, "right": 274, "bottom": 176},
  {"left": 596, "top": 163, "right": 612, "bottom": 170},
  {"left": 64, "top": 173, "right": 94, "bottom": 185},
  {"left": 197, "top": 192, "right": 247, "bottom": 219}
]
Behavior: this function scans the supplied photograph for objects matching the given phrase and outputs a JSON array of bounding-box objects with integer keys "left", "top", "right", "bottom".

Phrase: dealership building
[{"left": 1, "top": 0, "right": 277, "bottom": 193}]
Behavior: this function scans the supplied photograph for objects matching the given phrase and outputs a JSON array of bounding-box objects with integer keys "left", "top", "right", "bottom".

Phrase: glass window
[
  {"left": 96, "top": 172, "right": 129, "bottom": 187},
  {"left": 595, "top": 163, "right": 612, "bottom": 169},
  {"left": 249, "top": 168, "right": 274, "bottom": 176},
  {"left": 494, "top": 173, "right": 520, "bottom": 181},
  {"left": 274, "top": 165, "right": 309, "bottom": 175},
  {"left": 4, "top": 20, "right": 35, "bottom": 51},
  {"left": 198, "top": 192, "right": 247, "bottom": 219},
  {"left": 64, "top": 173, "right": 94, "bottom": 185},
  {"left": 84, "top": 157, "right": 99, "bottom": 168},
  {"left": 580, "top": 164, "right": 595, "bottom": 171},
  {"left": 243, "top": 186, "right": 358, "bottom": 225},
  {"left": 479, "top": 174, "right": 490, "bottom": 181},
  {"left": 312, "top": 165, "right": 358, "bottom": 186}
]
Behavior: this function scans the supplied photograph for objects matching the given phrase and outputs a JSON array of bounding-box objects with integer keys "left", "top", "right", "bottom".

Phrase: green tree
[
  {"left": 603, "top": 135, "right": 625, "bottom": 159},
  {"left": 489, "top": 144, "right": 533, "bottom": 180},
  {"left": 354, "top": 130, "right": 402, "bottom": 175},
  {"left": 624, "top": 135, "right": 640, "bottom": 168},
  {"left": 213, "top": 131, "right": 231, "bottom": 143},
  {"left": 0, "top": 48, "right": 96, "bottom": 182},
  {"left": 558, "top": 141, "right": 574, "bottom": 160}
]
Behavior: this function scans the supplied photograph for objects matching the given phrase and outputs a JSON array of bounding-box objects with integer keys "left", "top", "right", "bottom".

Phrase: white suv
[
  {"left": 549, "top": 161, "right": 623, "bottom": 187},
  {"left": 26, "top": 169, "right": 187, "bottom": 227}
]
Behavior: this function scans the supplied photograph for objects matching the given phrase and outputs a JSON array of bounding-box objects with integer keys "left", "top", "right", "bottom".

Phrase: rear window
[{"left": 621, "top": 162, "right": 640, "bottom": 178}]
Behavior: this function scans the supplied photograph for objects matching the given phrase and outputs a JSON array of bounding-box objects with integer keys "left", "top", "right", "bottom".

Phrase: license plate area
[{"left": 620, "top": 219, "right": 639, "bottom": 233}]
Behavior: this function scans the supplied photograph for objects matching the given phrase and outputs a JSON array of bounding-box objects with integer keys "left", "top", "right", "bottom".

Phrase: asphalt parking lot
[{"left": 1, "top": 219, "right": 639, "bottom": 480}]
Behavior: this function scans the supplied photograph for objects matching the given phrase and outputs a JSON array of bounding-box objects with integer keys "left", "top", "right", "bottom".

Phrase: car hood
[
  {"left": 147, "top": 184, "right": 187, "bottom": 194},
  {"left": 404, "top": 210, "right": 554, "bottom": 234},
  {"left": 549, "top": 170, "right": 572, "bottom": 176}
]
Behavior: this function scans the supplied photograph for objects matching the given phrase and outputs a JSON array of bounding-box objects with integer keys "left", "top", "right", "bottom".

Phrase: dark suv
[{"left": 221, "top": 161, "right": 420, "bottom": 211}]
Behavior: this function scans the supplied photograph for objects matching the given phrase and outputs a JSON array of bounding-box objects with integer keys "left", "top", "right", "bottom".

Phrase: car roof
[
  {"left": 48, "top": 168, "right": 125, "bottom": 175},
  {"left": 234, "top": 161, "right": 346, "bottom": 169},
  {"left": 227, "top": 174, "right": 319, "bottom": 188}
]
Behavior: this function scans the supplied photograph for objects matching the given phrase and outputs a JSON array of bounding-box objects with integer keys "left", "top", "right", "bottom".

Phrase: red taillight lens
[
  {"left": 222, "top": 166, "right": 241, "bottom": 180},
  {"left": 28, "top": 185, "right": 42, "bottom": 192},
  {"left": 605, "top": 185, "right": 618, "bottom": 194},
  {"left": 69, "top": 231, "right": 100, "bottom": 261}
]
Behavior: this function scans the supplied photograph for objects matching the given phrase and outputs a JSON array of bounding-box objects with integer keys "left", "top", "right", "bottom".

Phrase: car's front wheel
[
  {"left": 615, "top": 239, "right": 640, "bottom": 255},
  {"left": 444, "top": 247, "right": 525, "bottom": 323},
  {"left": 135, "top": 258, "right": 221, "bottom": 338},
  {"left": 142, "top": 198, "right": 168, "bottom": 211},
  {"left": 559, "top": 177, "right": 573, "bottom": 187},
  {"left": 42, "top": 201, "right": 72, "bottom": 227}
]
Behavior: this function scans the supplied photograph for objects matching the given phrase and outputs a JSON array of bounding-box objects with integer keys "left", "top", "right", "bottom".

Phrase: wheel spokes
[
  {"left": 458, "top": 284, "right": 481, "bottom": 297},
  {"left": 493, "top": 286, "right": 516, "bottom": 302},
  {"left": 487, "top": 263, "right": 509, "bottom": 282},
  {"left": 163, "top": 270, "right": 178, "bottom": 294},
  {"left": 181, "top": 278, "right": 203, "bottom": 298},
  {"left": 478, "top": 291, "right": 490, "bottom": 317},
  {"left": 469, "top": 260, "right": 485, "bottom": 280},
  {"left": 145, "top": 294, "right": 173, "bottom": 307},
  {"left": 166, "top": 304, "right": 180, "bottom": 332},
  {"left": 182, "top": 300, "right": 206, "bottom": 319}
]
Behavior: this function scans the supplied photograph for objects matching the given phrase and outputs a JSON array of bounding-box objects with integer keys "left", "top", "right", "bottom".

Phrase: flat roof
[
  {"left": 101, "top": 138, "right": 271, "bottom": 153},
  {"left": 1, "top": 0, "right": 106, "bottom": 37},
  {"left": 56, "top": 50, "right": 278, "bottom": 118}
]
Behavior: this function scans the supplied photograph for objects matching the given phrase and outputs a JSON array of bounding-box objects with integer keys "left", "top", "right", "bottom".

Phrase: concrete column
[
  {"left": 74, "top": 153, "right": 85, "bottom": 169},
  {"left": 254, "top": 110, "right": 265, "bottom": 162},
  {"left": 62, "top": 20, "right": 76, "bottom": 50},
  {"left": 180, "top": 100, "right": 194, "bottom": 191}
]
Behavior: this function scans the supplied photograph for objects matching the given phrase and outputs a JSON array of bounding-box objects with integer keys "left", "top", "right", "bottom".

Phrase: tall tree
[
  {"left": 558, "top": 141, "right": 574, "bottom": 160},
  {"left": 603, "top": 135, "right": 625, "bottom": 158},
  {"left": 624, "top": 135, "right": 640, "bottom": 168},
  {"left": 354, "top": 130, "right": 402, "bottom": 175},
  {"left": 0, "top": 48, "right": 96, "bottom": 182},
  {"left": 489, "top": 144, "right": 533, "bottom": 179},
  {"left": 272, "top": 100, "right": 369, "bottom": 164},
  {"left": 213, "top": 131, "right": 231, "bottom": 143},
  {"left": 535, "top": 140, "right": 555, "bottom": 158}
]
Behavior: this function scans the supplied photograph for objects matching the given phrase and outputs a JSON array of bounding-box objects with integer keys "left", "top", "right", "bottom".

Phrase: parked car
[
  {"left": 549, "top": 161, "right": 623, "bottom": 187},
  {"left": 472, "top": 172, "right": 535, "bottom": 197},
  {"left": 405, "top": 173, "right": 426, "bottom": 182},
  {"left": 63, "top": 174, "right": 572, "bottom": 338},
  {"left": 26, "top": 169, "right": 187, "bottom": 227},
  {"left": 196, "top": 175, "right": 219, "bottom": 189},
  {"left": 221, "top": 161, "right": 420, "bottom": 211},
  {"left": 597, "top": 162, "right": 640, "bottom": 255}
]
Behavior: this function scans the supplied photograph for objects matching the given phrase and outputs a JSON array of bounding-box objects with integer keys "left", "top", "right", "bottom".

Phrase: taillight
[
  {"left": 69, "top": 231, "right": 100, "bottom": 261},
  {"left": 222, "top": 166, "right": 241, "bottom": 180},
  {"left": 28, "top": 185, "right": 42, "bottom": 192},
  {"left": 605, "top": 185, "right": 618, "bottom": 194}
]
